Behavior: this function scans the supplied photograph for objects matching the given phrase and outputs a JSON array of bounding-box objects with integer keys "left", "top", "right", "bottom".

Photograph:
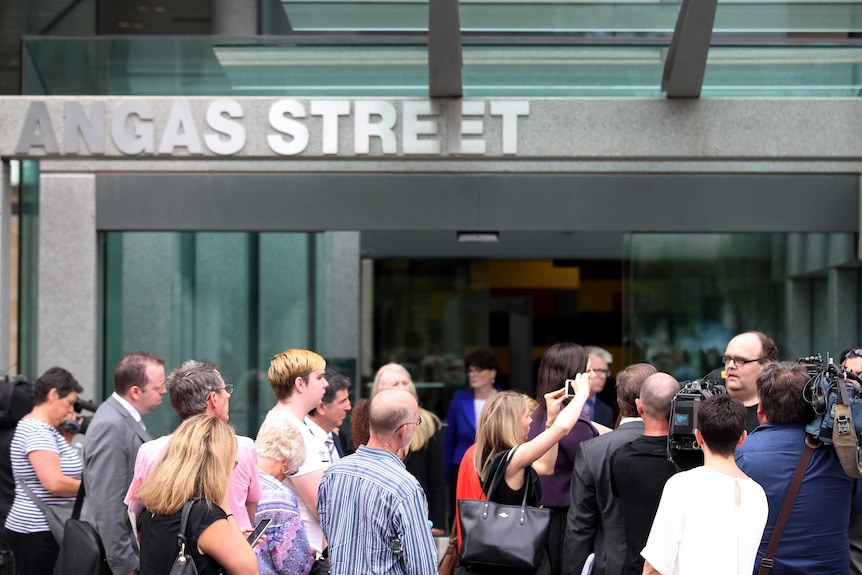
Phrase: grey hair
[
  {"left": 168, "top": 360, "right": 223, "bottom": 420},
  {"left": 585, "top": 346, "right": 613, "bottom": 364}
]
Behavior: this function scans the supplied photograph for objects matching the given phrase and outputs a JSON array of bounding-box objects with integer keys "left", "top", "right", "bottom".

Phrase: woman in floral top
[{"left": 254, "top": 420, "right": 313, "bottom": 575}]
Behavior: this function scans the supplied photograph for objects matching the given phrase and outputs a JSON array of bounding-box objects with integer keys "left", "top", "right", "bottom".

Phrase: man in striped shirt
[{"left": 318, "top": 388, "right": 437, "bottom": 575}]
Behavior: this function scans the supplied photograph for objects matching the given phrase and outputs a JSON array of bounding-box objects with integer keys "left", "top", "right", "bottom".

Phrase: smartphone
[
  {"left": 246, "top": 518, "right": 272, "bottom": 546},
  {"left": 564, "top": 379, "right": 577, "bottom": 397}
]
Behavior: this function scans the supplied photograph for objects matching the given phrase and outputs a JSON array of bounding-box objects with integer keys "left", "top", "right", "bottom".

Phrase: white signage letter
[
  {"left": 490, "top": 101, "right": 529, "bottom": 155},
  {"left": 205, "top": 99, "right": 246, "bottom": 155},
  {"left": 310, "top": 101, "right": 350, "bottom": 155},
  {"left": 15, "top": 101, "right": 59, "bottom": 155},
  {"left": 402, "top": 101, "right": 440, "bottom": 155},
  {"left": 354, "top": 101, "right": 397, "bottom": 155},
  {"left": 64, "top": 101, "right": 105, "bottom": 154},
  {"left": 158, "top": 101, "right": 203, "bottom": 155},
  {"left": 268, "top": 100, "right": 309, "bottom": 156},
  {"left": 111, "top": 100, "right": 154, "bottom": 155}
]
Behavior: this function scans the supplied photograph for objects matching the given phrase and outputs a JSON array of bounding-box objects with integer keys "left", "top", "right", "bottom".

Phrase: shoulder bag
[
  {"left": 16, "top": 477, "right": 73, "bottom": 545},
  {"left": 169, "top": 500, "right": 199, "bottom": 575},
  {"left": 457, "top": 445, "right": 551, "bottom": 570},
  {"left": 53, "top": 480, "right": 110, "bottom": 575}
]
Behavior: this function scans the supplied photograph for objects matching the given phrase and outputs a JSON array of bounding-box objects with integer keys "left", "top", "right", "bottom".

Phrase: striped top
[
  {"left": 318, "top": 445, "right": 437, "bottom": 575},
  {"left": 5, "top": 418, "right": 83, "bottom": 533}
]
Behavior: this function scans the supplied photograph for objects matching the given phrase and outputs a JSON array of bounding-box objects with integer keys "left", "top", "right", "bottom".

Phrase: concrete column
[
  {"left": 828, "top": 267, "right": 859, "bottom": 359},
  {"left": 316, "top": 232, "right": 361, "bottom": 381},
  {"left": 213, "top": 0, "right": 258, "bottom": 35},
  {"left": 784, "top": 278, "right": 811, "bottom": 362},
  {"left": 0, "top": 162, "right": 10, "bottom": 372},
  {"left": 38, "top": 173, "right": 97, "bottom": 397}
]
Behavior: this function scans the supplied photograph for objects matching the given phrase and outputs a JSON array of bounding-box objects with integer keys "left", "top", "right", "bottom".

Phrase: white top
[
  {"left": 473, "top": 399, "right": 486, "bottom": 426},
  {"left": 641, "top": 465, "right": 768, "bottom": 575},
  {"left": 263, "top": 408, "right": 328, "bottom": 552}
]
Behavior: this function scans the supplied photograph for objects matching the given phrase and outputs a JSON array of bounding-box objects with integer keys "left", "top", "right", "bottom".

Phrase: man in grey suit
[
  {"left": 84, "top": 352, "right": 166, "bottom": 575},
  {"left": 562, "top": 363, "right": 656, "bottom": 575}
]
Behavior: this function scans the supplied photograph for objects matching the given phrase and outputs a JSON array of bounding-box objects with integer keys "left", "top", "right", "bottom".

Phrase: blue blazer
[
  {"left": 443, "top": 387, "right": 499, "bottom": 483},
  {"left": 592, "top": 397, "right": 616, "bottom": 428}
]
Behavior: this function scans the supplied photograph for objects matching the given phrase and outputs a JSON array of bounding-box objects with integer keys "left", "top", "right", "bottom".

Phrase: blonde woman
[
  {"left": 463, "top": 379, "right": 589, "bottom": 575},
  {"left": 254, "top": 420, "right": 313, "bottom": 575},
  {"left": 351, "top": 363, "right": 446, "bottom": 534},
  {"left": 137, "top": 415, "right": 258, "bottom": 575}
]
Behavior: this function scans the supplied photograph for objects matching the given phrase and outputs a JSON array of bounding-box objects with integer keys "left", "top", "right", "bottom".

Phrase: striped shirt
[
  {"left": 318, "top": 445, "right": 437, "bottom": 575},
  {"left": 5, "top": 418, "right": 83, "bottom": 534}
]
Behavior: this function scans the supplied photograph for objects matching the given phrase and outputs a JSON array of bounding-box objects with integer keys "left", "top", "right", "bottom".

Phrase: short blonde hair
[
  {"left": 255, "top": 420, "right": 307, "bottom": 472},
  {"left": 137, "top": 414, "right": 237, "bottom": 515},
  {"left": 372, "top": 363, "right": 441, "bottom": 451},
  {"left": 268, "top": 349, "right": 326, "bottom": 400},
  {"left": 474, "top": 391, "right": 530, "bottom": 480}
]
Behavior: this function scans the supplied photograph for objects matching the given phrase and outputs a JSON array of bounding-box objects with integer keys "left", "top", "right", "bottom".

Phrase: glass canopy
[{"left": 21, "top": 0, "right": 862, "bottom": 98}]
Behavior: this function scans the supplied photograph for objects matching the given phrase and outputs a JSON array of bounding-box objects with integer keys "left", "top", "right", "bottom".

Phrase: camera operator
[{"left": 736, "top": 362, "right": 862, "bottom": 574}]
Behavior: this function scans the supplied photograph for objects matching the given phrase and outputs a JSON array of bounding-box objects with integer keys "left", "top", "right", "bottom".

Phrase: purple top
[
  {"left": 254, "top": 472, "right": 313, "bottom": 575},
  {"left": 527, "top": 413, "right": 598, "bottom": 508}
]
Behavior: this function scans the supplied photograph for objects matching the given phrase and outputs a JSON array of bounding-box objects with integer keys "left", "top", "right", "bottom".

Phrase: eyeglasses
[
  {"left": 590, "top": 368, "right": 611, "bottom": 377},
  {"left": 211, "top": 384, "right": 235, "bottom": 394},
  {"left": 841, "top": 348, "right": 862, "bottom": 364},
  {"left": 721, "top": 355, "right": 761, "bottom": 367},
  {"left": 397, "top": 416, "right": 422, "bottom": 430}
]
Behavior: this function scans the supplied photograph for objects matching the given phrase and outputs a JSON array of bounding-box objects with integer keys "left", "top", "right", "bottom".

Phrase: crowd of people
[{"left": 0, "top": 332, "right": 859, "bottom": 575}]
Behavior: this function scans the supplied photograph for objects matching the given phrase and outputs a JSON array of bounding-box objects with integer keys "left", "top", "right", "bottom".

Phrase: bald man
[
  {"left": 610, "top": 373, "right": 680, "bottom": 575},
  {"left": 318, "top": 389, "right": 437, "bottom": 575},
  {"left": 723, "top": 331, "right": 778, "bottom": 432}
]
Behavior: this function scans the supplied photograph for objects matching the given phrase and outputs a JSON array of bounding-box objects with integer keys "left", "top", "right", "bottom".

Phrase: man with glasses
[
  {"left": 84, "top": 352, "right": 165, "bottom": 575},
  {"left": 124, "top": 360, "right": 262, "bottom": 530},
  {"left": 318, "top": 388, "right": 437, "bottom": 574},
  {"left": 722, "top": 331, "right": 779, "bottom": 432},
  {"left": 584, "top": 346, "right": 616, "bottom": 428}
]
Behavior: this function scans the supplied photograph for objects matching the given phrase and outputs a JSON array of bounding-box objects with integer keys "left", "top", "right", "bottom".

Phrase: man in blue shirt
[
  {"left": 318, "top": 388, "right": 437, "bottom": 575},
  {"left": 736, "top": 361, "right": 861, "bottom": 575}
]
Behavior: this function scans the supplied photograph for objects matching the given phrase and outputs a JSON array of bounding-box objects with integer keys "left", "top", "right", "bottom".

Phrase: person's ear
[
  {"left": 635, "top": 398, "right": 644, "bottom": 416},
  {"left": 737, "top": 430, "right": 747, "bottom": 446},
  {"left": 694, "top": 428, "right": 704, "bottom": 447}
]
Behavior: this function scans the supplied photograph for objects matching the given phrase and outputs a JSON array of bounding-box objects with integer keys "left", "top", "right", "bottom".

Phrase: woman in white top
[{"left": 5, "top": 367, "right": 83, "bottom": 575}]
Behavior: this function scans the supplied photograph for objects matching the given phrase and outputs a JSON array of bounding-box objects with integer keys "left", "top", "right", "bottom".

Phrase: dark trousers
[
  {"left": 545, "top": 506, "right": 568, "bottom": 575},
  {"left": 8, "top": 530, "right": 57, "bottom": 575}
]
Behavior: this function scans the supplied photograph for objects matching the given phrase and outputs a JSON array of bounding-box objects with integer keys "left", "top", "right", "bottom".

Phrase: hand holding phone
[
  {"left": 246, "top": 518, "right": 271, "bottom": 547},
  {"left": 564, "top": 379, "right": 577, "bottom": 397}
]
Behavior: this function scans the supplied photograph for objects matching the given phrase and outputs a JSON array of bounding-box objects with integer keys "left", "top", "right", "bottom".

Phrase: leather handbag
[
  {"left": 309, "top": 547, "right": 330, "bottom": 575},
  {"left": 437, "top": 519, "right": 458, "bottom": 575},
  {"left": 458, "top": 445, "right": 551, "bottom": 570},
  {"left": 53, "top": 481, "right": 110, "bottom": 575},
  {"left": 169, "top": 500, "right": 199, "bottom": 575}
]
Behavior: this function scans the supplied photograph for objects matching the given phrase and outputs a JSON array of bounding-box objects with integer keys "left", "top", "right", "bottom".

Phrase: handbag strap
[
  {"left": 176, "top": 499, "right": 197, "bottom": 557},
  {"left": 483, "top": 445, "right": 521, "bottom": 501},
  {"left": 17, "top": 477, "right": 55, "bottom": 519},
  {"left": 71, "top": 477, "right": 86, "bottom": 520},
  {"left": 757, "top": 438, "right": 819, "bottom": 575}
]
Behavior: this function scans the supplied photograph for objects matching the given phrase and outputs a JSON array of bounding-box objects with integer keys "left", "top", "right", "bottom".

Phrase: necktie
[{"left": 325, "top": 435, "right": 339, "bottom": 462}]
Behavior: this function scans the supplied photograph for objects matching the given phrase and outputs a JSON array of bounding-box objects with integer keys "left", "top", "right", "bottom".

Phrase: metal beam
[
  {"left": 662, "top": 0, "right": 718, "bottom": 98},
  {"left": 428, "top": 0, "right": 463, "bottom": 98}
]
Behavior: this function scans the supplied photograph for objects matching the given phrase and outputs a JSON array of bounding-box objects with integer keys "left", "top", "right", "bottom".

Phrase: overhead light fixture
[{"left": 457, "top": 231, "right": 499, "bottom": 243}]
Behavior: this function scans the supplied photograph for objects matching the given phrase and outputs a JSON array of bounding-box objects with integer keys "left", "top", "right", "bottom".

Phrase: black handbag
[
  {"left": 169, "top": 501, "right": 199, "bottom": 575},
  {"left": 53, "top": 481, "right": 110, "bottom": 575},
  {"left": 457, "top": 445, "right": 551, "bottom": 570},
  {"left": 309, "top": 547, "right": 330, "bottom": 575}
]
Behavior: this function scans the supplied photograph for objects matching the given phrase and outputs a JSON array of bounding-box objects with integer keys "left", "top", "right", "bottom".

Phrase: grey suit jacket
[
  {"left": 84, "top": 395, "right": 151, "bottom": 575},
  {"left": 562, "top": 420, "right": 645, "bottom": 575}
]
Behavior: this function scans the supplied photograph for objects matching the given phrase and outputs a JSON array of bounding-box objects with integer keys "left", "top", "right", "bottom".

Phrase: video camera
[
  {"left": 796, "top": 353, "right": 862, "bottom": 478},
  {"left": 667, "top": 375, "right": 727, "bottom": 469},
  {"left": 59, "top": 397, "right": 99, "bottom": 435}
]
